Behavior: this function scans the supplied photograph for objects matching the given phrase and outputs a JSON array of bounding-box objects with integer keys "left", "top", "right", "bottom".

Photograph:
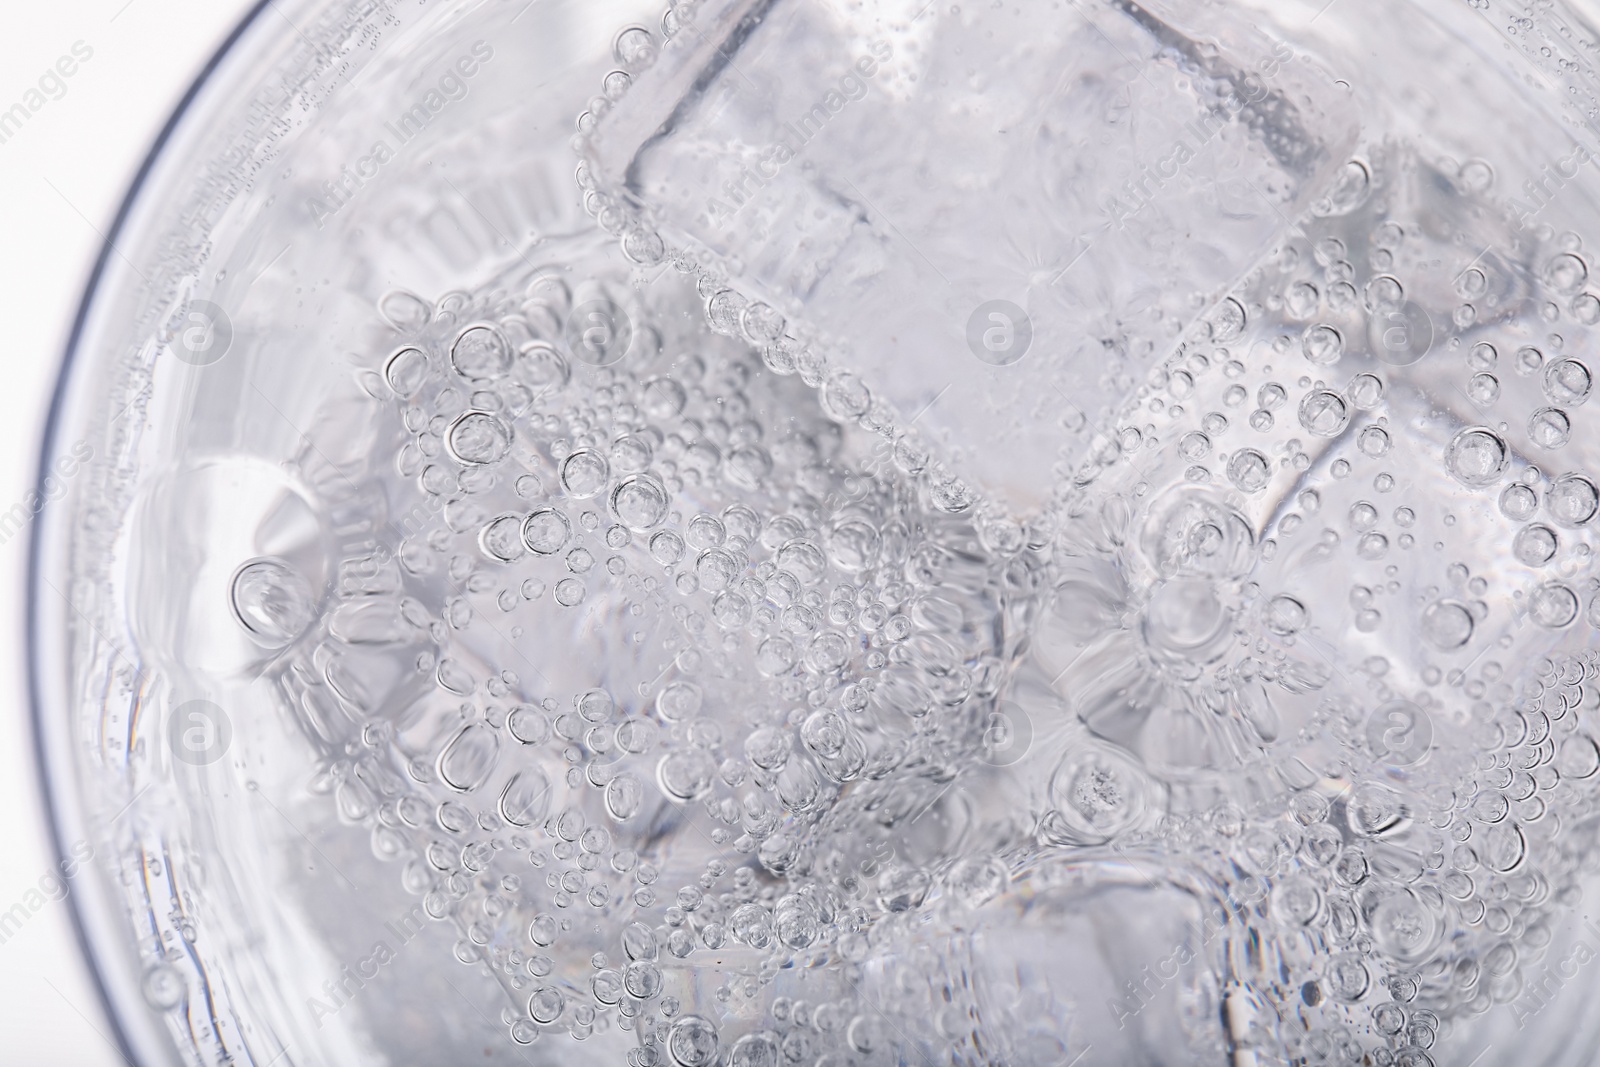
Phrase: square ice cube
[{"left": 585, "top": 0, "right": 1358, "bottom": 515}]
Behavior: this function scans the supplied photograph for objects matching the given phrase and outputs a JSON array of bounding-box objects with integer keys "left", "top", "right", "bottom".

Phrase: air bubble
[
  {"left": 385, "top": 346, "right": 429, "bottom": 396},
  {"left": 1466, "top": 373, "right": 1499, "bottom": 406},
  {"left": 439, "top": 724, "right": 499, "bottom": 792},
  {"left": 1326, "top": 954, "right": 1370, "bottom": 1002},
  {"left": 1513, "top": 524, "right": 1558, "bottom": 565},
  {"left": 1547, "top": 473, "right": 1599, "bottom": 526},
  {"left": 521, "top": 342, "right": 570, "bottom": 389},
  {"left": 1365, "top": 275, "right": 1405, "bottom": 312},
  {"left": 500, "top": 770, "right": 552, "bottom": 826},
  {"left": 1529, "top": 582, "right": 1579, "bottom": 628},
  {"left": 141, "top": 963, "right": 186, "bottom": 1010},
  {"left": 1500, "top": 483, "right": 1538, "bottom": 520},
  {"left": 451, "top": 324, "right": 513, "bottom": 380},
  {"left": 1358, "top": 425, "right": 1391, "bottom": 457},
  {"left": 480, "top": 515, "right": 526, "bottom": 562},
  {"left": 649, "top": 530, "right": 686, "bottom": 565},
  {"left": 1444, "top": 428, "right": 1508, "bottom": 487},
  {"left": 1227, "top": 449, "right": 1272, "bottom": 492},
  {"left": 447, "top": 412, "right": 512, "bottom": 465},
  {"left": 657, "top": 750, "right": 715, "bottom": 801},
  {"left": 610, "top": 434, "right": 653, "bottom": 472},
  {"left": 508, "top": 706, "right": 550, "bottom": 745},
  {"left": 1047, "top": 743, "right": 1155, "bottom": 844},
  {"left": 1544, "top": 358, "right": 1592, "bottom": 406},
  {"left": 1143, "top": 490, "right": 1255, "bottom": 578},
  {"left": 1267, "top": 595, "right": 1308, "bottom": 635},
  {"left": 1347, "top": 373, "right": 1384, "bottom": 408},
  {"left": 523, "top": 507, "right": 572, "bottom": 554},
  {"left": 1298, "top": 390, "right": 1349, "bottom": 437},
  {"left": 613, "top": 25, "right": 657, "bottom": 68},
  {"left": 1479, "top": 822, "right": 1526, "bottom": 872},
  {"left": 528, "top": 986, "right": 564, "bottom": 1024},
  {"left": 1316, "top": 160, "right": 1372, "bottom": 215},
  {"left": 726, "top": 1032, "right": 782, "bottom": 1067},
  {"left": 621, "top": 227, "right": 665, "bottom": 265},
  {"left": 1302, "top": 324, "right": 1344, "bottom": 365},
  {"left": 611, "top": 474, "right": 669, "bottom": 530},
  {"left": 560, "top": 449, "right": 611, "bottom": 498},
  {"left": 1285, "top": 282, "right": 1319, "bottom": 318},
  {"left": 1557, "top": 735, "right": 1600, "bottom": 779},
  {"left": 1369, "top": 890, "right": 1440, "bottom": 963},
  {"left": 605, "top": 774, "right": 645, "bottom": 820},
  {"left": 641, "top": 376, "right": 687, "bottom": 418},
  {"left": 1528, "top": 407, "right": 1572, "bottom": 449},
  {"left": 1213, "top": 298, "right": 1247, "bottom": 341},
  {"left": 231, "top": 559, "right": 316, "bottom": 646},
  {"left": 695, "top": 549, "right": 739, "bottom": 592},
  {"left": 1420, "top": 600, "right": 1474, "bottom": 650},
  {"left": 1549, "top": 252, "right": 1591, "bottom": 293}
]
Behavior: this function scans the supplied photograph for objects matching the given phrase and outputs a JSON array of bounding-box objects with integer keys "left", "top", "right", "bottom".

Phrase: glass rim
[{"left": 27, "top": 3, "right": 275, "bottom": 1063}]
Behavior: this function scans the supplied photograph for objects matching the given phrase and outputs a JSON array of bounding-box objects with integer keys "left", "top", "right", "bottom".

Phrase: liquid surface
[{"left": 150, "top": 3, "right": 1600, "bottom": 1066}]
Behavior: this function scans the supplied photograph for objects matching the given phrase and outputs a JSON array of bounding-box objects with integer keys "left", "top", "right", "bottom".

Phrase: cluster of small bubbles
[
  {"left": 921, "top": 144, "right": 1600, "bottom": 1064},
  {"left": 244, "top": 172, "right": 1064, "bottom": 1057},
  {"left": 216, "top": 56, "right": 1600, "bottom": 1066}
]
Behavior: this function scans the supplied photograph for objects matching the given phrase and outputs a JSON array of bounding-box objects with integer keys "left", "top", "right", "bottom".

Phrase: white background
[{"left": 0, "top": 2, "right": 255, "bottom": 1062}]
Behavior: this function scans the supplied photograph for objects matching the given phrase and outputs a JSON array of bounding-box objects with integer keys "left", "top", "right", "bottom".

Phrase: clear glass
[{"left": 32, "top": 0, "right": 1600, "bottom": 1065}]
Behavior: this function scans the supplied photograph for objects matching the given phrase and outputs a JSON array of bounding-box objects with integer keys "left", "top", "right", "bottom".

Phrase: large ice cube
[{"left": 584, "top": 0, "right": 1359, "bottom": 515}]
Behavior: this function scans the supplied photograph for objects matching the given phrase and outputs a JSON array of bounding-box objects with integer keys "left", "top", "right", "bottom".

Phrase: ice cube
[{"left": 583, "top": 0, "right": 1359, "bottom": 516}]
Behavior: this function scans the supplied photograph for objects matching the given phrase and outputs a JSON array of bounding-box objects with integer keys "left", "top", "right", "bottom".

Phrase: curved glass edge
[
  {"left": 26, "top": 0, "right": 1600, "bottom": 1065},
  {"left": 26, "top": 3, "right": 276, "bottom": 1064}
]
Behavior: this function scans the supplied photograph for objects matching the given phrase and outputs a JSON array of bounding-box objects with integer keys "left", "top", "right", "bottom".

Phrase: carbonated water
[{"left": 99, "top": 1, "right": 1600, "bottom": 1065}]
